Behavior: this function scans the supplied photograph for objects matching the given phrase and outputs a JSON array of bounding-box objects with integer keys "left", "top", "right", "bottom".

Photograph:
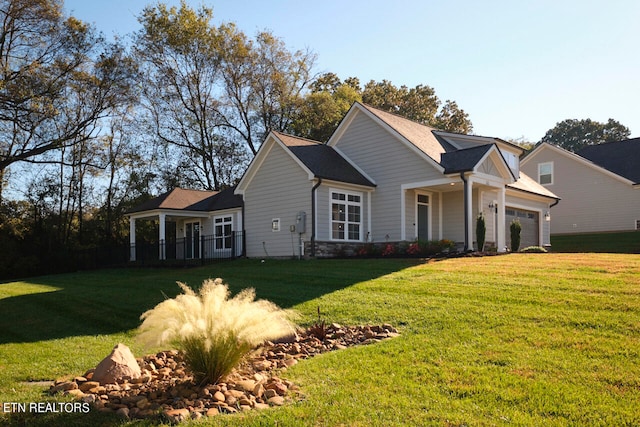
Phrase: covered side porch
[{"left": 126, "top": 188, "right": 245, "bottom": 262}]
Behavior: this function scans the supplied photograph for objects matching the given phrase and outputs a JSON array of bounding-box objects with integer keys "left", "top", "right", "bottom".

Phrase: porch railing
[{"left": 129, "top": 231, "right": 245, "bottom": 265}]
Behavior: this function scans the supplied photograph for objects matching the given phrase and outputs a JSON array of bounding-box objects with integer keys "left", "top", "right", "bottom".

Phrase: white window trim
[
  {"left": 538, "top": 161, "right": 554, "bottom": 185},
  {"left": 330, "top": 188, "right": 363, "bottom": 241}
]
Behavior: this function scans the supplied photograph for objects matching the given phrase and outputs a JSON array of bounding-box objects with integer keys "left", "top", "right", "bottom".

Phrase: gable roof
[
  {"left": 356, "top": 103, "right": 448, "bottom": 162},
  {"left": 127, "top": 187, "right": 242, "bottom": 215},
  {"left": 274, "top": 131, "right": 375, "bottom": 187},
  {"left": 576, "top": 137, "right": 640, "bottom": 184},
  {"left": 440, "top": 144, "right": 495, "bottom": 174}
]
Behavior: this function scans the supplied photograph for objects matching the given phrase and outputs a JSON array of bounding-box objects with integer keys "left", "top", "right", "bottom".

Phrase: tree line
[{"left": 0, "top": 0, "right": 630, "bottom": 278}]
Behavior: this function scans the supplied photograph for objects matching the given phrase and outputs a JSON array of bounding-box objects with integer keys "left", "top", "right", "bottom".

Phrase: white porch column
[
  {"left": 497, "top": 186, "right": 506, "bottom": 252},
  {"left": 159, "top": 213, "right": 166, "bottom": 260},
  {"left": 129, "top": 217, "right": 136, "bottom": 261},
  {"left": 465, "top": 177, "right": 474, "bottom": 251}
]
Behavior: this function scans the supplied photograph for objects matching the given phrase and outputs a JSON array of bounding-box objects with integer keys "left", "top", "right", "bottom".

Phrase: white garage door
[{"left": 505, "top": 208, "right": 539, "bottom": 250}]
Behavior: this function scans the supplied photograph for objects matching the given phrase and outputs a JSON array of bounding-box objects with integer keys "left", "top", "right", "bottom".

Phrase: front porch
[{"left": 400, "top": 174, "right": 508, "bottom": 252}]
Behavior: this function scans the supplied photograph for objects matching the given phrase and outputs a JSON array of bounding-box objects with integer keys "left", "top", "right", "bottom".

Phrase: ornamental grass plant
[{"left": 137, "top": 278, "right": 298, "bottom": 385}]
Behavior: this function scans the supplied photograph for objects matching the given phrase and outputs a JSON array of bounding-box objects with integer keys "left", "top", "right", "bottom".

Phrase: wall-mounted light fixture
[
  {"left": 488, "top": 200, "right": 498, "bottom": 214},
  {"left": 544, "top": 211, "right": 551, "bottom": 222}
]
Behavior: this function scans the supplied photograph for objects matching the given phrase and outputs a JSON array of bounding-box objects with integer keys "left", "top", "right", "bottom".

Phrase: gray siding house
[
  {"left": 236, "top": 102, "right": 558, "bottom": 257},
  {"left": 128, "top": 102, "right": 559, "bottom": 259},
  {"left": 521, "top": 138, "right": 640, "bottom": 235}
]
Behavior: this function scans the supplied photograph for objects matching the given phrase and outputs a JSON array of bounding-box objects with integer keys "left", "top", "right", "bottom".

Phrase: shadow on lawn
[{"left": 0, "top": 258, "right": 422, "bottom": 344}]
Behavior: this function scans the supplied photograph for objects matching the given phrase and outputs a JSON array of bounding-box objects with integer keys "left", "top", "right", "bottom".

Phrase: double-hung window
[
  {"left": 331, "top": 190, "right": 362, "bottom": 241},
  {"left": 538, "top": 162, "right": 553, "bottom": 185}
]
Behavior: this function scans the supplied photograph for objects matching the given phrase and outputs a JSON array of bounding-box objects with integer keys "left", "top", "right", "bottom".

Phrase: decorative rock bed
[{"left": 49, "top": 323, "right": 399, "bottom": 423}]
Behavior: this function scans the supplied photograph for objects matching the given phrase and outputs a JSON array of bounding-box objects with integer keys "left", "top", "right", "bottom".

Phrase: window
[
  {"left": 331, "top": 190, "right": 362, "bottom": 241},
  {"left": 214, "top": 215, "right": 233, "bottom": 250},
  {"left": 538, "top": 162, "right": 553, "bottom": 185}
]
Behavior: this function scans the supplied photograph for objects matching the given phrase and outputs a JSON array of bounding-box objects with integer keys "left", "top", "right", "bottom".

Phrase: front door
[
  {"left": 185, "top": 221, "right": 200, "bottom": 259},
  {"left": 417, "top": 194, "right": 430, "bottom": 241}
]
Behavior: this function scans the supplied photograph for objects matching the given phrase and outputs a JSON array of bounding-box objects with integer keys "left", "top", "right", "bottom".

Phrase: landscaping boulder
[{"left": 92, "top": 343, "right": 141, "bottom": 384}]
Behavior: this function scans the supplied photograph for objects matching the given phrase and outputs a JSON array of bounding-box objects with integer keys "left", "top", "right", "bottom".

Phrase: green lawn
[
  {"left": 1, "top": 254, "right": 639, "bottom": 426},
  {"left": 551, "top": 231, "right": 640, "bottom": 253}
]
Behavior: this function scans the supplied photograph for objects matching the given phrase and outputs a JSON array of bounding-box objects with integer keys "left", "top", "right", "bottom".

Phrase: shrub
[
  {"left": 381, "top": 243, "right": 396, "bottom": 257},
  {"left": 138, "top": 278, "right": 297, "bottom": 385},
  {"left": 476, "top": 213, "right": 486, "bottom": 252},
  {"left": 510, "top": 219, "right": 522, "bottom": 252},
  {"left": 520, "top": 246, "right": 548, "bottom": 253},
  {"left": 406, "top": 239, "right": 456, "bottom": 257}
]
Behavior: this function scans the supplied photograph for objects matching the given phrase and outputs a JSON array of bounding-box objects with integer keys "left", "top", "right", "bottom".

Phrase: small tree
[
  {"left": 476, "top": 213, "right": 486, "bottom": 252},
  {"left": 510, "top": 219, "right": 522, "bottom": 252}
]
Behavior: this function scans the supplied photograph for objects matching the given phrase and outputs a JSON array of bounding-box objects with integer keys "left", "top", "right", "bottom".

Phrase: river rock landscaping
[{"left": 48, "top": 323, "right": 399, "bottom": 423}]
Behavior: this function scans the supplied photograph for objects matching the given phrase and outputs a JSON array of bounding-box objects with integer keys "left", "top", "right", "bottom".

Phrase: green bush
[
  {"left": 138, "top": 278, "right": 298, "bottom": 385},
  {"left": 520, "top": 246, "right": 548, "bottom": 253},
  {"left": 476, "top": 213, "right": 486, "bottom": 252},
  {"left": 510, "top": 219, "right": 522, "bottom": 252}
]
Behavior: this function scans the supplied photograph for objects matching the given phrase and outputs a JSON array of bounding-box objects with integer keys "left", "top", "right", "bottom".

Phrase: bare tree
[{"left": 0, "top": 0, "right": 135, "bottom": 201}]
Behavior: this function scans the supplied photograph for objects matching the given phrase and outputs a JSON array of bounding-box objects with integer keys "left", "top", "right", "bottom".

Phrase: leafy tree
[
  {"left": 362, "top": 80, "right": 472, "bottom": 133},
  {"left": 292, "top": 78, "right": 362, "bottom": 141},
  {"left": 539, "top": 118, "right": 630, "bottom": 152},
  {"left": 0, "top": 0, "right": 135, "bottom": 202},
  {"left": 292, "top": 74, "right": 473, "bottom": 140}
]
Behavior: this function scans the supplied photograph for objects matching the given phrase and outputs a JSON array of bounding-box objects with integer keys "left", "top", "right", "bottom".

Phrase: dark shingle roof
[
  {"left": 439, "top": 144, "right": 494, "bottom": 174},
  {"left": 274, "top": 132, "right": 375, "bottom": 187},
  {"left": 188, "top": 186, "right": 243, "bottom": 211},
  {"left": 576, "top": 137, "right": 640, "bottom": 184},
  {"left": 127, "top": 187, "right": 242, "bottom": 214}
]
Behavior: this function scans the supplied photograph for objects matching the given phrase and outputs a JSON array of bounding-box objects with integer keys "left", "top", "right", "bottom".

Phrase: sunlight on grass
[
  {"left": 0, "top": 282, "right": 60, "bottom": 299},
  {"left": 1, "top": 254, "right": 639, "bottom": 426}
]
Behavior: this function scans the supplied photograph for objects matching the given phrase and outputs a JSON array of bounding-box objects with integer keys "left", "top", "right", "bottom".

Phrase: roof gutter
[{"left": 310, "top": 178, "right": 322, "bottom": 257}]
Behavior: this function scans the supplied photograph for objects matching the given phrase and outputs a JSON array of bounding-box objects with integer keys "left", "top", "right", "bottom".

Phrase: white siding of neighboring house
[
  {"left": 521, "top": 146, "right": 640, "bottom": 234},
  {"left": 332, "top": 111, "right": 444, "bottom": 242},
  {"left": 243, "top": 142, "right": 312, "bottom": 257}
]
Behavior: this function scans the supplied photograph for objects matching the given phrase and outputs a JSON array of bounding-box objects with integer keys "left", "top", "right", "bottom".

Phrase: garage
[{"left": 505, "top": 208, "right": 539, "bottom": 250}]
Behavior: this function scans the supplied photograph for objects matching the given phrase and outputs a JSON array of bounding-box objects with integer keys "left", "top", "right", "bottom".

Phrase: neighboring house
[
  {"left": 234, "top": 102, "right": 558, "bottom": 257},
  {"left": 521, "top": 138, "right": 640, "bottom": 235},
  {"left": 127, "top": 187, "right": 243, "bottom": 261}
]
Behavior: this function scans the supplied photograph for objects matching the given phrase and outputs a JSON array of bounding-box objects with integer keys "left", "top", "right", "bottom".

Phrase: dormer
[{"left": 433, "top": 131, "right": 523, "bottom": 178}]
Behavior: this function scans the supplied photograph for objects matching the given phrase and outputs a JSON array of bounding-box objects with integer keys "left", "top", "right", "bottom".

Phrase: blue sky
[{"left": 64, "top": 0, "right": 640, "bottom": 142}]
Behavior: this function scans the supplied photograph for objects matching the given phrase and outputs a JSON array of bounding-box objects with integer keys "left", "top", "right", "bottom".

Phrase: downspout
[
  {"left": 310, "top": 178, "right": 322, "bottom": 257},
  {"left": 460, "top": 172, "right": 470, "bottom": 252}
]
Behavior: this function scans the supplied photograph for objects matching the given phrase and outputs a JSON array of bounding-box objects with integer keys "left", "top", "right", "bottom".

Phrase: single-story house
[
  {"left": 128, "top": 102, "right": 559, "bottom": 260},
  {"left": 521, "top": 138, "right": 640, "bottom": 235}
]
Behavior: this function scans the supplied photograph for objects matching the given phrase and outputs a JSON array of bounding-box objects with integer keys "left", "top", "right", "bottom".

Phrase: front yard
[{"left": 1, "top": 254, "right": 639, "bottom": 426}]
